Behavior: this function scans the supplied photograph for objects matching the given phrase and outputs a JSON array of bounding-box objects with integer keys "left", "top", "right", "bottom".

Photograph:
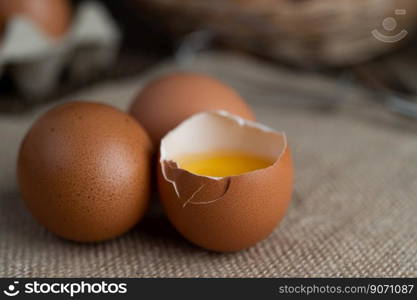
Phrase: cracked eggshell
[
  {"left": 17, "top": 101, "right": 152, "bottom": 242},
  {"left": 129, "top": 72, "right": 255, "bottom": 147},
  {"left": 157, "top": 111, "right": 293, "bottom": 252}
]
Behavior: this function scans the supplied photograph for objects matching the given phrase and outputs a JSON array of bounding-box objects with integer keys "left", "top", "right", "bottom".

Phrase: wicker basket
[{"left": 133, "top": 0, "right": 417, "bottom": 66}]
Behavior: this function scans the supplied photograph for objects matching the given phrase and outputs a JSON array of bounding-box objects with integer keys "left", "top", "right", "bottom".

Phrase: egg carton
[{"left": 0, "top": 1, "right": 121, "bottom": 100}]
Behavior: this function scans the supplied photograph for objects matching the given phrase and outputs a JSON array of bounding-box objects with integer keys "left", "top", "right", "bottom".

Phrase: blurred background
[{"left": 2, "top": 0, "right": 417, "bottom": 117}]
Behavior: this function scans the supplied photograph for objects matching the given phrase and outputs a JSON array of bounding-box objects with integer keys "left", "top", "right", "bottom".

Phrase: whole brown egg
[
  {"left": 17, "top": 101, "right": 152, "bottom": 242},
  {"left": 0, "top": 0, "right": 71, "bottom": 39},
  {"left": 129, "top": 72, "right": 255, "bottom": 146}
]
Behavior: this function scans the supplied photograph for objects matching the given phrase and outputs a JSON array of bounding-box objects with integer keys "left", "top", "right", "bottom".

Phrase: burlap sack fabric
[{"left": 1, "top": 53, "right": 417, "bottom": 277}]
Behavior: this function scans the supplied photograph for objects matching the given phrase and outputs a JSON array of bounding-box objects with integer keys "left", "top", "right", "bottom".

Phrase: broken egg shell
[{"left": 157, "top": 111, "right": 293, "bottom": 252}]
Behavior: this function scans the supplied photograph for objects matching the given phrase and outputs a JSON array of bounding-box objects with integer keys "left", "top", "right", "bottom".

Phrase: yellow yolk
[{"left": 175, "top": 151, "right": 274, "bottom": 177}]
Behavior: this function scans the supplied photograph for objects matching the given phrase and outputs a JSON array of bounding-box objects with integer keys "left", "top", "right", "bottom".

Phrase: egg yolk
[{"left": 175, "top": 151, "right": 274, "bottom": 177}]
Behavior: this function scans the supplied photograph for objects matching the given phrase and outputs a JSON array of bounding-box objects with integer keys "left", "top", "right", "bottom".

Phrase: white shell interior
[{"left": 160, "top": 111, "right": 286, "bottom": 163}]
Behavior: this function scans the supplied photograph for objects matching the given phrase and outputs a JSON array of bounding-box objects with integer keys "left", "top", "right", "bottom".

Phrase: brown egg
[
  {"left": 129, "top": 72, "right": 255, "bottom": 146},
  {"left": 0, "top": 0, "right": 71, "bottom": 39},
  {"left": 17, "top": 101, "right": 152, "bottom": 242},
  {"left": 157, "top": 111, "right": 293, "bottom": 252}
]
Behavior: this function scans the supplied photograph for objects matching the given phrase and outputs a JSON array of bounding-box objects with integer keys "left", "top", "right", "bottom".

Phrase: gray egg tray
[{"left": 0, "top": 1, "right": 121, "bottom": 100}]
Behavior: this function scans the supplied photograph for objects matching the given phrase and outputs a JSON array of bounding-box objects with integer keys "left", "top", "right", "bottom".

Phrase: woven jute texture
[{"left": 1, "top": 52, "right": 417, "bottom": 277}]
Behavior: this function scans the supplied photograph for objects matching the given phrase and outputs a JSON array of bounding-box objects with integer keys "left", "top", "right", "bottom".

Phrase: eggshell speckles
[
  {"left": 129, "top": 72, "right": 255, "bottom": 146},
  {"left": 157, "top": 111, "right": 293, "bottom": 252},
  {"left": 0, "top": 0, "right": 71, "bottom": 39},
  {"left": 17, "top": 101, "right": 152, "bottom": 242}
]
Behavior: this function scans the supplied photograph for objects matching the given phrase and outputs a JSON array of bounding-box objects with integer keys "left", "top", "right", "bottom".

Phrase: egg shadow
[
  {"left": 132, "top": 197, "right": 205, "bottom": 253},
  {"left": 132, "top": 199, "right": 255, "bottom": 257},
  {"left": 135, "top": 213, "right": 185, "bottom": 243},
  {"left": 0, "top": 187, "right": 54, "bottom": 244},
  {"left": 132, "top": 211, "right": 246, "bottom": 259},
  {"left": 0, "top": 186, "right": 226, "bottom": 258}
]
